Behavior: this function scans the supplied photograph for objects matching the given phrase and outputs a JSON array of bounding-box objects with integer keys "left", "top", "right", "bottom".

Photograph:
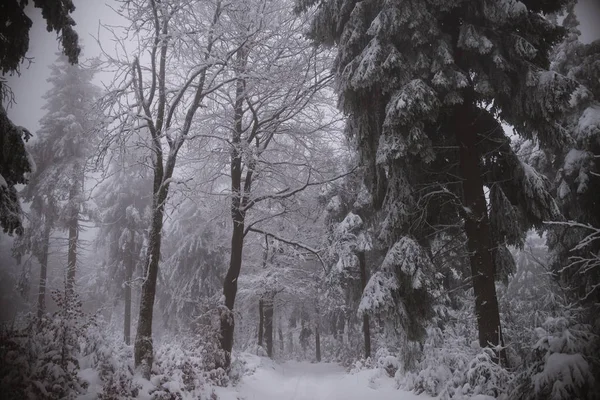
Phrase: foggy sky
[{"left": 4, "top": 0, "right": 600, "bottom": 134}]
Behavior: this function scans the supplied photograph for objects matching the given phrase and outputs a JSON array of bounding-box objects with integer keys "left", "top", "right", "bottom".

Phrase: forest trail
[{"left": 216, "top": 354, "right": 430, "bottom": 400}]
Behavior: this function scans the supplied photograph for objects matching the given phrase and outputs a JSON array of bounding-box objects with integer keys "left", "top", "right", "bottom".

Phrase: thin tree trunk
[
  {"left": 258, "top": 299, "right": 264, "bottom": 347},
  {"left": 65, "top": 177, "right": 79, "bottom": 297},
  {"left": 455, "top": 103, "right": 504, "bottom": 362},
  {"left": 279, "top": 325, "right": 284, "bottom": 354},
  {"left": 134, "top": 188, "right": 167, "bottom": 377},
  {"left": 124, "top": 232, "right": 135, "bottom": 345},
  {"left": 358, "top": 251, "right": 371, "bottom": 358},
  {"left": 315, "top": 322, "right": 321, "bottom": 362},
  {"left": 36, "top": 223, "right": 51, "bottom": 322},
  {"left": 264, "top": 298, "right": 274, "bottom": 358}
]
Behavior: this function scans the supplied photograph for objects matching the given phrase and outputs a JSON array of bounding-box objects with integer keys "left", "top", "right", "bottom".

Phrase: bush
[
  {"left": 511, "top": 309, "right": 598, "bottom": 400},
  {"left": 0, "top": 290, "right": 90, "bottom": 400}
]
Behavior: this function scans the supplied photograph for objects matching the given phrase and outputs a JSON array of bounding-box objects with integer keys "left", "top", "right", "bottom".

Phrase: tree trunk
[
  {"left": 358, "top": 251, "right": 371, "bottom": 358},
  {"left": 264, "top": 298, "right": 274, "bottom": 358},
  {"left": 455, "top": 103, "right": 504, "bottom": 362},
  {"left": 134, "top": 189, "right": 167, "bottom": 377},
  {"left": 124, "top": 232, "right": 135, "bottom": 345},
  {"left": 65, "top": 177, "right": 79, "bottom": 297},
  {"left": 221, "top": 217, "right": 244, "bottom": 368},
  {"left": 279, "top": 325, "right": 284, "bottom": 354},
  {"left": 258, "top": 299, "right": 264, "bottom": 347},
  {"left": 315, "top": 323, "right": 321, "bottom": 362},
  {"left": 220, "top": 47, "right": 250, "bottom": 370},
  {"left": 36, "top": 223, "right": 51, "bottom": 322}
]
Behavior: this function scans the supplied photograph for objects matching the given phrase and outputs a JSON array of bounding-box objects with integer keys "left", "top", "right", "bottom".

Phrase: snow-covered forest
[{"left": 1, "top": 0, "right": 599, "bottom": 399}]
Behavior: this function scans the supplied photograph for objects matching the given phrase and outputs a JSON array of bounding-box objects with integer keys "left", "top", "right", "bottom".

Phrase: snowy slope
[{"left": 216, "top": 354, "right": 431, "bottom": 400}]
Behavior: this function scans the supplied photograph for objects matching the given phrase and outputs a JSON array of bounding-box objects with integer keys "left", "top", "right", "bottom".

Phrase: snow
[
  {"left": 215, "top": 355, "right": 430, "bottom": 400},
  {"left": 77, "top": 368, "right": 102, "bottom": 400},
  {"left": 358, "top": 271, "right": 403, "bottom": 317},
  {"left": 575, "top": 104, "right": 600, "bottom": 141},
  {"left": 533, "top": 353, "right": 590, "bottom": 397}
]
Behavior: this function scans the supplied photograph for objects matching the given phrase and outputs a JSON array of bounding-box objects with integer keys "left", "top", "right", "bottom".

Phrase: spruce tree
[
  {"left": 16, "top": 54, "right": 100, "bottom": 308},
  {"left": 95, "top": 148, "right": 152, "bottom": 345},
  {"left": 299, "top": 0, "right": 577, "bottom": 359},
  {"left": 1, "top": 0, "right": 81, "bottom": 235}
]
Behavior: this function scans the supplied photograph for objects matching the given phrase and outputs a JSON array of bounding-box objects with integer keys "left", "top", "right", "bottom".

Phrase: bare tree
[
  {"left": 204, "top": 0, "right": 343, "bottom": 369},
  {"left": 99, "top": 0, "right": 253, "bottom": 377}
]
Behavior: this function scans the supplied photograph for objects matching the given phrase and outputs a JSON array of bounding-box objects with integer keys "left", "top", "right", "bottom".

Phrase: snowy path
[{"left": 216, "top": 355, "right": 430, "bottom": 400}]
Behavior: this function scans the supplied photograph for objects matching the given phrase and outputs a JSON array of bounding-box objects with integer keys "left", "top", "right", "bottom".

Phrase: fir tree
[
  {"left": 299, "top": 0, "right": 576, "bottom": 361},
  {"left": 15, "top": 54, "right": 100, "bottom": 312},
  {"left": 1, "top": 0, "right": 81, "bottom": 235},
  {"left": 95, "top": 147, "right": 152, "bottom": 345}
]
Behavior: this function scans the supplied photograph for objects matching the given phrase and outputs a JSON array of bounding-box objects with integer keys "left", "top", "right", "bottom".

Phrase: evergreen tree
[
  {"left": 95, "top": 146, "right": 152, "bottom": 345},
  {"left": 299, "top": 0, "right": 576, "bottom": 360},
  {"left": 1, "top": 0, "right": 80, "bottom": 235},
  {"left": 323, "top": 174, "right": 375, "bottom": 359},
  {"left": 547, "top": 6, "right": 600, "bottom": 307},
  {"left": 15, "top": 54, "right": 100, "bottom": 312}
]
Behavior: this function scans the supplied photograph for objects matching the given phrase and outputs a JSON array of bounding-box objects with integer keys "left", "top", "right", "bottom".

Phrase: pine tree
[{"left": 299, "top": 0, "right": 577, "bottom": 360}]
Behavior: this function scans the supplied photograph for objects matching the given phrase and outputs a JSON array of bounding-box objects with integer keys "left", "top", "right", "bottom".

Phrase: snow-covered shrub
[
  {"left": 152, "top": 341, "right": 205, "bottom": 395},
  {"left": 0, "top": 320, "right": 36, "bottom": 399},
  {"left": 349, "top": 357, "right": 375, "bottom": 374},
  {"left": 375, "top": 347, "right": 400, "bottom": 377},
  {"left": 401, "top": 326, "right": 459, "bottom": 396},
  {"left": 83, "top": 322, "right": 139, "bottom": 399},
  {"left": 399, "top": 300, "right": 511, "bottom": 399},
  {"left": 0, "top": 290, "right": 90, "bottom": 399},
  {"left": 439, "top": 347, "right": 512, "bottom": 400},
  {"left": 511, "top": 309, "right": 598, "bottom": 400}
]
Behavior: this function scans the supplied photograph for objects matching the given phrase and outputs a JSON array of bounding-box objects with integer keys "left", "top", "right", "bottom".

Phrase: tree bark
[
  {"left": 258, "top": 299, "right": 264, "bottom": 347},
  {"left": 65, "top": 176, "right": 79, "bottom": 297},
  {"left": 124, "top": 231, "right": 136, "bottom": 345},
  {"left": 315, "top": 323, "right": 321, "bottom": 362},
  {"left": 134, "top": 188, "right": 167, "bottom": 377},
  {"left": 358, "top": 251, "right": 371, "bottom": 358},
  {"left": 220, "top": 47, "right": 250, "bottom": 370},
  {"left": 264, "top": 298, "right": 274, "bottom": 358},
  {"left": 36, "top": 223, "right": 51, "bottom": 322},
  {"left": 454, "top": 103, "right": 504, "bottom": 361},
  {"left": 279, "top": 325, "right": 284, "bottom": 354},
  {"left": 221, "top": 217, "right": 244, "bottom": 368}
]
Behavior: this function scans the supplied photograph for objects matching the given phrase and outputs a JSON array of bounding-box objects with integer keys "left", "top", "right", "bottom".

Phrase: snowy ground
[{"left": 216, "top": 354, "right": 431, "bottom": 400}]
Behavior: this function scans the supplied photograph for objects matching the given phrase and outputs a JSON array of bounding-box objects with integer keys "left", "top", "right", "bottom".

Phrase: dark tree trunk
[
  {"left": 36, "top": 224, "right": 51, "bottom": 322},
  {"left": 264, "top": 298, "right": 274, "bottom": 358},
  {"left": 288, "top": 331, "right": 293, "bottom": 354},
  {"left": 124, "top": 233, "right": 136, "bottom": 345},
  {"left": 315, "top": 323, "right": 321, "bottom": 362},
  {"left": 221, "top": 217, "right": 245, "bottom": 368},
  {"left": 358, "top": 251, "right": 371, "bottom": 358},
  {"left": 65, "top": 178, "right": 79, "bottom": 297},
  {"left": 258, "top": 299, "right": 264, "bottom": 347},
  {"left": 134, "top": 188, "right": 167, "bottom": 377},
  {"left": 220, "top": 47, "right": 251, "bottom": 370},
  {"left": 454, "top": 103, "right": 505, "bottom": 362},
  {"left": 279, "top": 325, "right": 284, "bottom": 354}
]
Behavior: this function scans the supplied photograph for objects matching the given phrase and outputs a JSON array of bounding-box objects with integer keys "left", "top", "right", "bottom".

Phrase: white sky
[{"left": 3, "top": 0, "right": 600, "bottom": 133}]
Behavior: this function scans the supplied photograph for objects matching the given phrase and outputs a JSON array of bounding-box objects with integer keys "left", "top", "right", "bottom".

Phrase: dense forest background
[{"left": 1, "top": 0, "right": 599, "bottom": 399}]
